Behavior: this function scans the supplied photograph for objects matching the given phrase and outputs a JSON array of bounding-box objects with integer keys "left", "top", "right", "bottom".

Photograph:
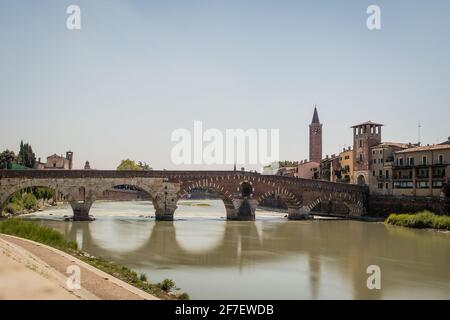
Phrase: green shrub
[
  {"left": 160, "top": 278, "right": 176, "bottom": 292},
  {"left": 22, "top": 193, "right": 38, "bottom": 210},
  {"left": 385, "top": 211, "right": 450, "bottom": 230},
  {"left": 178, "top": 293, "right": 190, "bottom": 300},
  {"left": 139, "top": 273, "right": 148, "bottom": 282},
  {"left": 5, "top": 202, "right": 23, "bottom": 215}
]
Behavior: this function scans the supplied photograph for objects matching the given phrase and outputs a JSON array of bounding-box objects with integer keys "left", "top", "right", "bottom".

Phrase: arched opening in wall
[
  {"left": 357, "top": 175, "right": 366, "bottom": 185},
  {"left": 92, "top": 184, "right": 156, "bottom": 217},
  {"left": 310, "top": 200, "right": 350, "bottom": 216},
  {"left": 1, "top": 186, "right": 58, "bottom": 216},
  {"left": 104, "top": 185, "right": 151, "bottom": 201},
  {"left": 256, "top": 192, "right": 297, "bottom": 219},
  {"left": 240, "top": 182, "right": 253, "bottom": 198},
  {"left": 177, "top": 187, "right": 228, "bottom": 219},
  {"left": 258, "top": 193, "right": 288, "bottom": 210}
]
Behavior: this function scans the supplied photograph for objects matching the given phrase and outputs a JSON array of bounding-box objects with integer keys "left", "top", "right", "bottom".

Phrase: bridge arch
[
  {"left": 0, "top": 181, "right": 68, "bottom": 216},
  {"left": 177, "top": 179, "right": 236, "bottom": 219},
  {"left": 94, "top": 182, "right": 167, "bottom": 217},
  {"left": 256, "top": 188, "right": 302, "bottom": 210},
  {"left": 304, "top": 192, "right": 365, "bottom": 216}
]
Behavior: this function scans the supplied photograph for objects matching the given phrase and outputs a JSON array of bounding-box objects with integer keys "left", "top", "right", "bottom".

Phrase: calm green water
[{"left": 26, "top": 200, "right": 450, "bottom": 299}]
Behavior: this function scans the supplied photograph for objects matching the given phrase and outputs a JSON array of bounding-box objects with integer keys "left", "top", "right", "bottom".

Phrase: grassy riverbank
[
  {"left": 385, "top": 211, "right": 450, "bottom": 230},
  {"left": 0, "top": 218, "right": 189, "bottom": 300}
]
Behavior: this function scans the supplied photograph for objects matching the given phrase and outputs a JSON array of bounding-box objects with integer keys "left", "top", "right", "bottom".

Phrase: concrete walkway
[{"left": 0, "top": 234, "right": 158, "bottom": 300}]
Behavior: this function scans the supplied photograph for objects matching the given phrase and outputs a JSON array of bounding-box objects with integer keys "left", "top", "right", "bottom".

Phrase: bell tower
[{"left": 309, "top": 106, "right": 322, "bottom": 163}]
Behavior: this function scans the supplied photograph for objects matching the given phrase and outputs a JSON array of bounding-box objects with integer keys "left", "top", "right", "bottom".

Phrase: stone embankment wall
[{"left": 367, "top": 195, "right": 450, "bottom": 217}]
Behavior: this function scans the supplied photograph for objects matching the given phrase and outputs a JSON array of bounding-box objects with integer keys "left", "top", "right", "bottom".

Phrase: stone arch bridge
[{"left": 0, "top": 170, "right": 368, "bottom": 221}]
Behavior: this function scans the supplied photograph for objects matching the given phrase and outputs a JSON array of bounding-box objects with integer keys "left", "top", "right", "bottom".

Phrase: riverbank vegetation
[
  {"left": 2, "top": 187, "right": 55, "bottom": 216},
  {"left": 385, "top": 211, "right": 450, "bottom": 230},
  {"left": 0, "top": 218, "right": 189, "bottom": 300},
  {"left": 0, "top": 218, "right": 77, "bottom": 250}
]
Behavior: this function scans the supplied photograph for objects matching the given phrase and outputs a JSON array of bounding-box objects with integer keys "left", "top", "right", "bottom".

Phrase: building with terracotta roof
[
  {"left": 369, "top": 142, "right": 411, "bottom": 195},
  {"left": 34, "top": 151, "right": 73, "bottom": 170},
  {"left": 297, "top": 159, "right": 320, "bottom": 180},
  {"left": 391, "top": 143, "right": 450, "bottom": 197},
  {"left": 338, "top": 147, "right": 354, "bottom": 183}
]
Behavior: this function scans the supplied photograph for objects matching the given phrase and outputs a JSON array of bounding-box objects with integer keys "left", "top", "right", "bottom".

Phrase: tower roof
[
  {"left": 311, "top": 106, "right": 320, "bottom": 124},
  {"left": 350, "top": 121, "right": 383, "bottom": 128}
]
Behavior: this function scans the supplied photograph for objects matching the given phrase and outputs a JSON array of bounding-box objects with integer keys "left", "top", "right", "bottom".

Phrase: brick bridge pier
[{"left": 0, "top": 170, "right": 368, "bottom": 221}]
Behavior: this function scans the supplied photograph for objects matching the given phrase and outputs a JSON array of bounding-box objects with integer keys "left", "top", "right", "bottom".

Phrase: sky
[{"left": 0, "top": 0, "right": 449, "bottom": 170}]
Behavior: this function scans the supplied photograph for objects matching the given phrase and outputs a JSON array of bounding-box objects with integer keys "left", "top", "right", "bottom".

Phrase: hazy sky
[{"left": 1, "top": 0, "right": 449, "bottom": 170}]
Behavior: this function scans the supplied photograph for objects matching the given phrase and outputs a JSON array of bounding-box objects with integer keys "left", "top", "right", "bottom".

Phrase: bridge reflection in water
[{"left": 44, "top": 217, "right": 450, "bottom": 300}]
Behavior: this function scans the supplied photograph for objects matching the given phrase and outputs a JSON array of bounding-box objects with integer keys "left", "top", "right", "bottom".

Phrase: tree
[
  {"left": 278, "top": 160, "right": 299, "bottom": 168},
  {"left": 117, "top": 159, "right": 152, "bottom": 171},
  {"left": 138, "top": 161, "right": 152, "bottom": 171},
  {"left": 117, "top": 159, "right": 141, "bottom": 171},
  {"left": 0, "top": 150, "right": 16, "bottom": 169},
  {"left": 33, "top": 187, "right": 54, "bottom": 201},
  {"left": 17, "top": 140, "right": 36, "bottom": 168}
]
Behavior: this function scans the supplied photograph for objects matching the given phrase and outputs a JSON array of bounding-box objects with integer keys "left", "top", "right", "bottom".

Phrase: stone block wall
[{"left": 367, "top": 195, "right": 450, "bottom": 217}]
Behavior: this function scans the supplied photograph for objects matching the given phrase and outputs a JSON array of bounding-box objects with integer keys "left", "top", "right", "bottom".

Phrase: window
[
  {"left": 433, "top": 181, "right": 443, "bottom": 188},
  {"left": 372, "top": 150, "right": 376, "bottom": 155},
  {"left": 394, "top": 181, "right": 414, "bottom": 189},
  {"left": 417, "top": 181, "right": 429, "bottom": 189},
  {"left": 422, "top": 156, "right": 427, "bottom": 165},
  {"left": 386, "top": 170, "right": 390, "bottom": 179},
  {"left": 408, "top": 157, "right": 414, "bottom": 166},
  {"left": 438, "top": 155, "right": 444, "bottom": 164},
  {"left": 399, "top": 158, "right": 404, "bottom": 166},
  {"left": 359, "top": 140, "right": 363, "bottom": 148},
  {"left": 379, "top": 170, "right": 382, "bottom": 178},
  {"left": 378, "top": 183, "right": 383, "bottom": 189},
  {"left": 359, "top": 154, "right": 363, "bottom": 161},
  {"left": 386, "top": 183, "right": 389, "bottom": 189},
  {"left": 53, "top": 163, "right": 56, "bottom": 167},
  {"left": 373, "top": 170, "right": 376, "bottom": 177},
  {"left": 409, "top": 170, "right": 413, "bottom": 179}
]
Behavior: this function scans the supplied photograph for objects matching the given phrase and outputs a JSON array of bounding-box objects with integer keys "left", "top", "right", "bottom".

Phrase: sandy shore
[{"left": 0, "top": 234, "right": 158, "bottom": 300}]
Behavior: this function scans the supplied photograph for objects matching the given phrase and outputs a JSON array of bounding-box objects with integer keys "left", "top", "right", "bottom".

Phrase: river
[{"left": 25, "top": 200, "right": 450, "bottom": 299}]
